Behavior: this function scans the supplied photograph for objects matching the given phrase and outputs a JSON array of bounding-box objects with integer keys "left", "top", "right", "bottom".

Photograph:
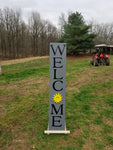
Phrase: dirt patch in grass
[
  {"left": 71, "top": 128, "right": 83, "bottom": 137},
  {"left": 6, "top": 132, "right": 30, "bottom": 150},
  {"left": 0, "top": 55, "right": 91, "bottom": 66},
  {"left": 67, "top": 66, "right": 113, "bottom": 93},
  {"left": 17, "top": 76, "right": 49, "bottom": 95},
  {"left": 82, "top": 124, "right": 103, "bottom": 150},
  {"left": 0, "top": 56, "right": 49, "bottom": 66},
  {"left": 67, "top": 68, "right": 95, "bottom": 92},
  {"left": 103, "top": 117, "right": 113, "bottom": 127},
  {"left": 89, "top": 123, "right": 102, "bottom": 133},
  {"left": 0, "top": 77, "right": 49, "bottom": 103}
]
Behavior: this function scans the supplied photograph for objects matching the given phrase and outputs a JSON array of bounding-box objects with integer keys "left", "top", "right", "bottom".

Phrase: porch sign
[{"left": 45, "top": 43, "right": 70, "bottom": 134}]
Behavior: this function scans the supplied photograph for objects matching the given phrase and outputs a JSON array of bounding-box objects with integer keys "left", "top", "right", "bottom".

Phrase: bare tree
[
  {"left": 0, "top": 8, "right": 59, "bottom": 59},
  {"left": 28, "top": 12, "right": 43, "bottom": 56},
  {"left": 88, "top": 20, "right": 113, "bottom": 45},
  {"left": 58, "top": 13, "right": 67, "bottom": 37}
]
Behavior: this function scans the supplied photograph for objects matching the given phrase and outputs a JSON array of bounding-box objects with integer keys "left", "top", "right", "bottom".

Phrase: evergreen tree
[{"left": 59, "top": 12, "right": 96, "bottom": 55}]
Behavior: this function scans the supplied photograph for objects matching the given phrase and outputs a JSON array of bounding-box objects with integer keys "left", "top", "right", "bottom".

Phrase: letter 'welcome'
[{"left": 44, "top": 43, "right": 70, "bottom": 134}]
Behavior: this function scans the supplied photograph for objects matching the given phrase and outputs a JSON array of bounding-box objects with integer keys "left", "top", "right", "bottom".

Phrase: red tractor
[{"left": 90, "top": 49, "right": 110, "bottom": 66}]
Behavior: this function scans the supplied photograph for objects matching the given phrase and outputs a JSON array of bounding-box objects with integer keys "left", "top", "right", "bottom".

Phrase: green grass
[
  {"left": 0, "top": 56, "right": 113, "bottom": 149},
  {"left": 0, "top": 60, "right": 49, "bottom": 82}
]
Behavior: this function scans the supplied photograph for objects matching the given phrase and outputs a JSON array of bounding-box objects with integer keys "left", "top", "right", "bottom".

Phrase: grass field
[{"left": 0, "top": 56, "right": 113, "bottom": 150}]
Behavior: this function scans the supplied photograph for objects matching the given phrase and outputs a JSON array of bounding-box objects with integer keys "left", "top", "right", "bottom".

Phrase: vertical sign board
[{"left": 45, "top": 43, "right": 70, "bottom": 134}]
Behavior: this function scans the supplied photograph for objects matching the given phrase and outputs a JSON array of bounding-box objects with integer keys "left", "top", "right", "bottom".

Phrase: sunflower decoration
[{"left": 53, "top": 93, "right": 63, "bottom": 103}]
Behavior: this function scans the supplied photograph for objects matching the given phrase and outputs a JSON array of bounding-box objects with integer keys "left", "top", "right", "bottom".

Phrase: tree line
[
  {"left": 0, "top": 8, "right": 59, "bottom": 59},
  {"left": 1, "top": 8, "right": 113, "bottom": 59}
]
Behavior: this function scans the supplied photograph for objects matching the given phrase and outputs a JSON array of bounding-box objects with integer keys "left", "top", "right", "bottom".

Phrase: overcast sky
[{"left": 0, "top": 0, "right": 113, "bottom": 27}]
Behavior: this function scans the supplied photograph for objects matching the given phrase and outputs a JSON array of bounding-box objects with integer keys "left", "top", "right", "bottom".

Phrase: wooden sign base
[{"left": 44, "top": 125, "right": 70, "bottom": 135}]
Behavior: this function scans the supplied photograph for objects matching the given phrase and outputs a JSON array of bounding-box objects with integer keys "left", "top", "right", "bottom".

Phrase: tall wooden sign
[{"left": 45, "top": 43, "right": 70, "bottom": 134}]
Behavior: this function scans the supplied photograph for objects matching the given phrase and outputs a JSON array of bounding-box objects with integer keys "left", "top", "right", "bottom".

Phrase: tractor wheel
[
  {"left": 106, "top": 58, "right": 110, "bottom": 66},
  {"left": 94, "top": 59, "right": 98, "bottom": 66}
]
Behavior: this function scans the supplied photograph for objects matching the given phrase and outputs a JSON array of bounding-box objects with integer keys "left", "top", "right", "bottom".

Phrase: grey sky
[{"left": 0, "top": 0, "right": 113, "bottom": 27}]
